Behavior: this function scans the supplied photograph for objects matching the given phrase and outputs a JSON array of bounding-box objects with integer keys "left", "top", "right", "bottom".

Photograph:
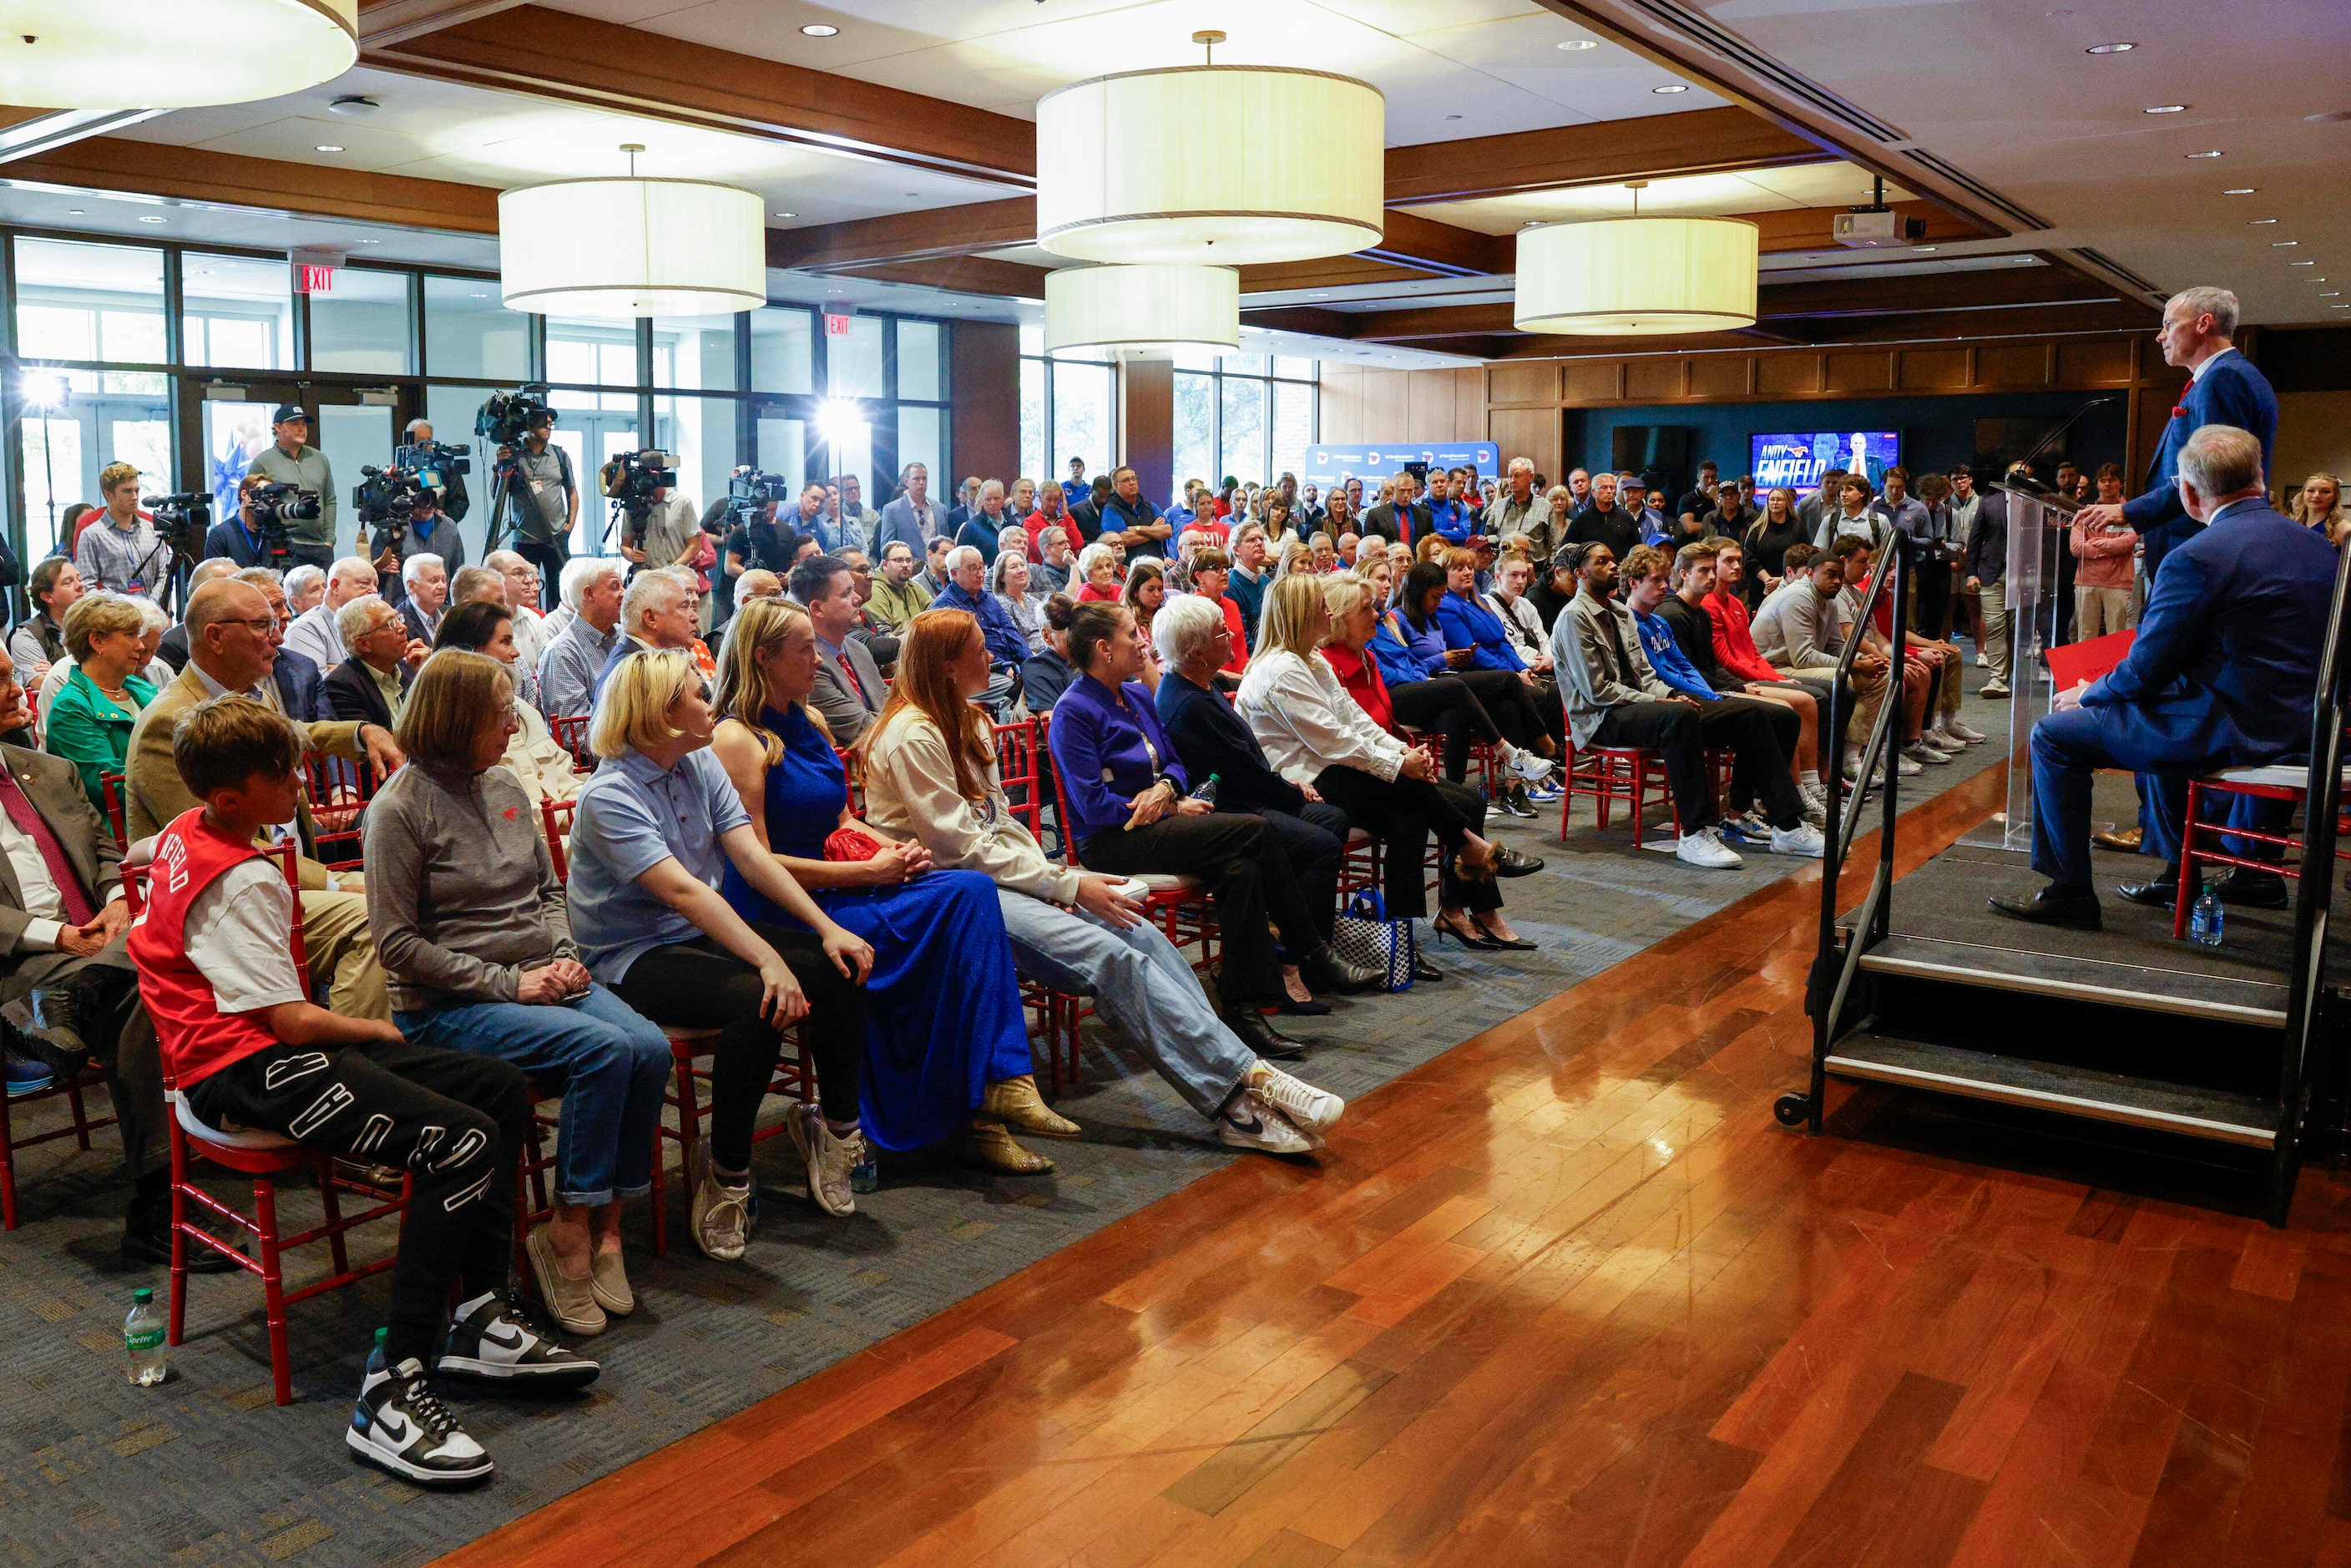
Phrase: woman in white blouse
[
  {"left": 988, "top": 549, "right": 1045, "bottom": 655},
  {"left": 857, "top": 606, "right": 1347, "bottom": 1155},
  {"left": 1236, "top": 574, "right": 1527, "bottom": 951}
]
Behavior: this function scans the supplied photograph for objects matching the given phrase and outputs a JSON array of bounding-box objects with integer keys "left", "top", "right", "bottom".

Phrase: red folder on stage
[{"left": 2046, "top": 629, "right": 2133, "bottom": 691}]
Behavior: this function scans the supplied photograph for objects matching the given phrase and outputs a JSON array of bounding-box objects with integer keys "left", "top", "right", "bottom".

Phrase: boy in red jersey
[{"left": 131, "top": 696, "right": 594, "bottom": 1487}]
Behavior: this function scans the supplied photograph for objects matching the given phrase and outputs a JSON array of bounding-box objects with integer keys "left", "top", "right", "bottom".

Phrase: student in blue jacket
[{"left": 1404, "top": 556, "right": 1557, "bottom": 810}]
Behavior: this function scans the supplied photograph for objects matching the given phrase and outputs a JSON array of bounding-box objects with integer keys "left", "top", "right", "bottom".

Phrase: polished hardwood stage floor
[{"left": 442, "top": 766, "right": 2351, "bottom": 1568}]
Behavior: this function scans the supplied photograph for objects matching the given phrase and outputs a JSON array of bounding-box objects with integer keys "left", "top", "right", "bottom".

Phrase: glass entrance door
[{"left": 193, "top": 382, "right": 406, "bottom": 561}]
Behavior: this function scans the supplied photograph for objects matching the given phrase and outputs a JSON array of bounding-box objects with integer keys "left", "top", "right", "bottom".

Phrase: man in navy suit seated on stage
[{"left": 1991, "top": 426, "right": 2335, "bottom": 930}]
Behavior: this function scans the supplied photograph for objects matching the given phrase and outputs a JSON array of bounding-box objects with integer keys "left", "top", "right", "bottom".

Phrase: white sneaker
[
  {"left": 1943, "top": 717, "right": 1988, "bottom": 744},
  {"left": 1895, "top": 752, "right": 1924, "bottom": 776},
  {"left": 1902, "top": 740, "right": 1952, "bottom": 766},
  {"left": 349, "top": 1353, "right": 493, "bottom": 1488},
  {"left": 1769, "top": 822, "right": 1826, "bottom": 858},
  {"left": 1505, "top": 750, "right": 1555, "bottom": 785},
  {"left": 1676, "top": 827, "right": 1744, "bottom": 868},
  {"left": 1975, "top": 651, "right": 1989, "bottom": 667},
  {"left": 1246, "top": 1065, "right": 1344, "bottom": 1134},
  {"left": 1799, "top": 793, "right": 1827, "bottom": 827},
  {"left": 786, "top": 1103, "right": 861, "bottom": 1218},
  {"left": 1216, "top": 1093, "right": 1314, "bottom": 1154},
  {"left": 1980, "top": 680, "right": 2011, "bottom": 697},
  {"left": 1919, "top": 731, "right": 1964, "bottom": 757},
  {"left": 686, "top": 1138, "right": 752, "bottom": 1261}
]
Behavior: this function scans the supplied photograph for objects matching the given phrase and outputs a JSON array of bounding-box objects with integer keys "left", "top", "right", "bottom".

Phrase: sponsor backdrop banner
[{"left": 1303, "top": 442, "right": 1500, "bottom": 493}]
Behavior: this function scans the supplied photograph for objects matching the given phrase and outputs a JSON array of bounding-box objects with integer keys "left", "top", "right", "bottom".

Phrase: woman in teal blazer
[{"left": 43, "top": 593, "right": 157, "bottom": 815}]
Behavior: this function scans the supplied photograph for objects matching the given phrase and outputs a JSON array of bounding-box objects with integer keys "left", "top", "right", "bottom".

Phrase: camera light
[
  {"left": 19, "top": 369, "right": 68, "bottom": 407},
  {"left": 815, "top": 399, "right": 862, "bottom": 448}
]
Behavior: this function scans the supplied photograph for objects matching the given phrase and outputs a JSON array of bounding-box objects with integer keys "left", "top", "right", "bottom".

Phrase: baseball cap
[
  {"left": 1620, "top": 473, "right": 1647, "bottom": 493},
  {"left": 271, "top": 402, "right": 310, "bottom": 425}
]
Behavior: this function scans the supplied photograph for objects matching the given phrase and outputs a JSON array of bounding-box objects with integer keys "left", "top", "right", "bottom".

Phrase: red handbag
[{"left": 823, "top": 826, "right": 882, "bottom": 862}]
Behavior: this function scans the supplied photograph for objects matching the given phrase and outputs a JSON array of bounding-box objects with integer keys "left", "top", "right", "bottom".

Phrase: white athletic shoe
[
  {"left": 1799, "top": 792, "right": 1828, "bottom": 827},
  {"left": 786, "top": 1103, "right": 862, "bottom": 1218},
  {"left": 349, "top": 1353, "right": 493, "bottom": 1488},
  {"left": 1943, "top": 717, "right": 1988, "bottom": 744},
  {"left": 1975, "top": 651, "right": 1989, "bottom": 667},
  {"left": 1505, "top": 750, "right": 1556, "bottom": 785},
  {"left": 1676, "top": 827, "right": 1744, "bottom": 868},
  {"left": 1216, "top": 1093, "right": 1314, "bottom": 1155},
  {"left": 1895, "top": 752, "right": 1924, "bottom": 776},
  {"left": 687, "top": 1137, "right": 753, "bottom": 1261},
  {"left": 1979, "top": 680, "right": 2011, "bottom": 698},
  {"left": 1770, "top": 822, "right": 1827, "bottom": 858},
  {"left": 1903, "top": 740, "right": 1952, "bottom": 766},
  {"left": 1246, "top": 1065, "right": 1344, "bottom": 1134}
]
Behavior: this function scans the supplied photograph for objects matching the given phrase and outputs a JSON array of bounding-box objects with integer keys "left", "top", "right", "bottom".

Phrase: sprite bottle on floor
[{"left": 125, "top": 1287, "right": 166, "bottom": 1386}]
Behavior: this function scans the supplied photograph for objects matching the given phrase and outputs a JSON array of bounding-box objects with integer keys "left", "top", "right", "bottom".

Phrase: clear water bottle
[
  {"left": 850, "top": 1157, "right": 879, "bottom": 1195},
  {"left": 1188, "top": 772, "right": 1221, "bottom": 806},
  {"left": 124, "top": 1287, "right": 166, "bottom": 1387},
  {"left": 2189, "top": 886, "right": 2223, "bottom": 948}
]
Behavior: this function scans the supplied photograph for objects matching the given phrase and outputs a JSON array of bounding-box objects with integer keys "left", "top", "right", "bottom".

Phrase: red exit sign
[
  {"left": 296, "top": 264, "right": 336, "bottom": 294},
  {"left": 824, "top": 311, "right": 853, "bottom": 337}
]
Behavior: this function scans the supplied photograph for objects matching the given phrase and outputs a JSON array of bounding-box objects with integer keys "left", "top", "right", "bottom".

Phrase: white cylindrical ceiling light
[
  {"left": 1044, "top": 265, "right": 1239, "bottom": 359},
  {"left": 0, "top": 0, "right": 358, "bottom": 108},
  {"left": 1035, "top": 67, "right": 1383, "bottom": 266},
  {"left": 498, "top": 177, "right": 766, "bottom": 318},
  {"left": 1514, "top": 217, "right": 1761, "bottom": 336}
]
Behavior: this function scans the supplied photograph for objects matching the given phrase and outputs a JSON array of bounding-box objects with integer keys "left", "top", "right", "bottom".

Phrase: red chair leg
[
  {"left": 66, "top": 1078, "right": 93, "bottom": 1151},
  {"left": 255, "top": 1177, "right": 292, "bottom": 1407},
  {"left": 321, "top": 1174, "right": 349, "bottom": 1277},
  {"left": 167, "top": 1130, "right": 190, "bottom": 1346},
  {"left": 2173, "top": 782, "right": 2202, "bottom": 940},
  {"left": 646, "top": 1121, "right": 666, "bottom": 1258},
  {"left": 1630, "top": 758, "right": 1646, "bottom": 852}
]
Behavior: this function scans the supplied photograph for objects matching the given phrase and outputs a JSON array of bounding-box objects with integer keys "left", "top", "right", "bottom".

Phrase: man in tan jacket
[{"left": 124, "top": 579, "right": 405, "bottom": 1017}]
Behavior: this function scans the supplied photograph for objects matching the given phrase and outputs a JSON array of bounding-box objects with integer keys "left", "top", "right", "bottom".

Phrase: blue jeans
[{"left": 397, "top": 984, "right": 671, "bottom": 1207}]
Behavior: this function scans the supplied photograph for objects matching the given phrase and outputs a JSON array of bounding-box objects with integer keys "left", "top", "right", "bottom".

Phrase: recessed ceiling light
[
  {"left": 328, "top": 95, "right": 379, "bottom": 117},
  {"left": 1443, "top": 114, "right": 1462, "bottom": 121},
  {"left": 1913, "top": 245, "right": 1938, "bottom": 253},
  {"left": 2223, "top": 187, "right": 2257, "bottom": 195},
  {"left": 2085, "top": 41, "right": 2136, "bottom": 53},
  {"left": 1309, "top": 292, "right": 1328, "bottom": 298},
  {"left": 65, "top": 209, "right": 82, "bottom": 215},
  {"left": 2142, "top": 104, "right": 2187, "bottom": 114},
  {"left": 137, "top": 215, "right": 164, "bottom": 224},
  {"left": 2335, "top": 304, "right": 2348, "bottom": 309},
  {"left": 2185, "top": 149, "right": 2223, "bottom": 158},
  {"left": 469, "top": 291, "right": 488, "bottom": 298},
  {"left": 775, "top": 210, "right": 796, "bottom": 218},
  {"left": 801, "top": 23, "right": 837, "bottom": 36},
  {"left": 1652, "top": 83, "right": 1689, "bottom": 94},
  {"left": 1556, "top": 38, "right": 1597, "bottom": 49},
  {"left": 2273, "top": 240, "right": 2298, "bottom": 245},
  {"left": 2250, "top": 217, "right": 2280, "bottom": 224},
  {"left": 2323, "top": 292, "right": 2342, "bottom": 297},
  {"left": 2291, "top": 260, "right": 2316, "bottom": 266},
  {"left": 355, "top": 238, "right": 379, "bottom": 244},
  {"left": 315, "top": 144, "right": 344, "bottom": 153}
]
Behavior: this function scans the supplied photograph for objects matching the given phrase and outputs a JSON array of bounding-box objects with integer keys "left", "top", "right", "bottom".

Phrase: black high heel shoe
[
  {"left": 1430, "top": 913, "right": 1500, "bottom": 950},
  {"left": 1474, "top": 927, "right": 1540, "bottom": 952},
  {"left": 1274, "top": 993, "right": 1333, "bottom": 1016}
]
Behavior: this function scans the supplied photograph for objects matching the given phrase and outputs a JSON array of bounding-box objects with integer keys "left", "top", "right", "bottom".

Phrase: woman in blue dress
[{"left": 708, "top": 595, "right": 1072, "bottom": 1176}]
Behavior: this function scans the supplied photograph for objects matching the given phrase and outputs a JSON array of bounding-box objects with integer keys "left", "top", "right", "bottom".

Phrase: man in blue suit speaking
[
  {"left": 1992, "top": 427, "right": 2335, "bottom": 929},
  {"left": 2070, "top": 286, "right": 2278, "bottom": 584}
]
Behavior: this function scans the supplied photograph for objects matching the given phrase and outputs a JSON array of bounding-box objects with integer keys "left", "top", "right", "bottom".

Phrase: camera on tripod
[
  {"left": 353, "top": 464, "right": 431, "bottom": 532},
  {"left": 724, "top": 466, "right": 793, "bottom": 526},
  {"left": 144, "top": 491, "right": 214, "bottom": 555},
  {"left": 475, "top": 384, "right": 555, "bottom": 448},
  {"left": 600, "top": 448, "right": 675, "bottom": 546},
  {"left": 247, "top": 481, "right": 321, "bottom": 530},
  {"left": 395, "top": 439, "right": 472, "bottom": 492}
]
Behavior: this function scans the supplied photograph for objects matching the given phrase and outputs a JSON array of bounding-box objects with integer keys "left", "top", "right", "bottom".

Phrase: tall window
[
  {"left": 1019, "top": 326, "right": 1115, "bottom": 503},
  {"left": 1170, "top": 351, "right": 1322, "bottom": 503}
]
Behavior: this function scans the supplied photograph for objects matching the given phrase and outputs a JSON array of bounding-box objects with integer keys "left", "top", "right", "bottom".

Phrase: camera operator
[
  {"left": 204, "top": 473, "right": 281, "bottom": 570},
  {"left": 245, "top": 403, "right": 336, "bottom": 569},
  {"left": 499, "top": 408, "right": 576, "bottom": 609},
  {"left": 75, "top": 461, "right": 164, "bottom": 594},
  {"left": 371, "top": 483, "right": 465, "bottom": 611},
  {"left": 402, "top": 417, "right": 470, "bottom": 522}
]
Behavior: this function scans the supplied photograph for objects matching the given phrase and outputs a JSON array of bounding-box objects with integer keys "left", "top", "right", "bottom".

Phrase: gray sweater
[
  {"left": 362, "top": 759, "right": 574, "bottom": 1014},
  {"left": 1750, "top": 579, "right": 1849, "bottom": 674}
]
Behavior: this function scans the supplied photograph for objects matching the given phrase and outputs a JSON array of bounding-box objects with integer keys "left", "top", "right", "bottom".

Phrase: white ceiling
[
  {"left": 1680, "top": 0, "right": 2351, "bottom": 325},
  {"left": 1405, "top": 160, "right": 1912, "bottom": 236},
  {"left": 112, "top": 64, "right": 1019, "bottom": 229},
  {"left": 542, "top": 0, "right": 1725, "bottom": 147}
]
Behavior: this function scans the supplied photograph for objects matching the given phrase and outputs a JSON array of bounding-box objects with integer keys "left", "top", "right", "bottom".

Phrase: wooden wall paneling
[
  {"left": 1688, "top": 355, "right": 1755, "bottom": 400},
  {"left": 1487, "top": 407, "right": 1563, "bottom": 488},
  {"left": 1120, "top": 358, "right": 1173, "bottom": 507},
  {"left": 1624, "top": 357, "right": 1686, "bottom": 402},
  {"left": 948, "top": 321, "right": 1019, "bottom": 493},
  {"left": 1561, "top": 359, "right": 1624, "bottom": 403},
  {"left": 1317, "top": 364, "right": 1367, "bottom": 443},
  {"left": 1824, "top": 351, "right": 1894, "bottom": 394},
  {"left": 1487, "top": 361, "right": 1560, "bottom": 407},
  {"left": 1975, "top": 342, "right": 2054, "bottom": 387},
  {"left": 1898, "top": 349, "right": 1971, "bottom": 392},
  {"left": 2055, "top": 338, "right": 2134, "bottom": 386},
  {"left": 1756, "top": 352, "right": 1824, "bottom": 397},
  {"left": 1406, "top": 367, "right": 1479, "bottom": 441}
]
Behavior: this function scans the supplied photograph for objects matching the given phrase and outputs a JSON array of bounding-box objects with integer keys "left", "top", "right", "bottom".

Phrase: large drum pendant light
[
  {"left": 1035, "top": 31, "right": 1383, "bottom": 267},
  {"left": 0, "top": 0, "right": 357, "bottom": 108},
  {"left": 499, "top": 145, "right": 766, "bottom": 319},
  {"left": 1044, "top": 265, "right": 1239, "bottom": 359},
  {"left": 1514, "top": 185, "right": 1759, "bottom": 336}
]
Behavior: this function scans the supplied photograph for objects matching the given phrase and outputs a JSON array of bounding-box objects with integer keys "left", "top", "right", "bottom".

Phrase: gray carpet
[{"left": 0, "top": 668, "right": 2015, "bottom": 1568}]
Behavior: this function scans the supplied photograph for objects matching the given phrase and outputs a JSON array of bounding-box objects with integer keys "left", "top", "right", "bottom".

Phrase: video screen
[{"left": 1751, "top": 431, "right": 1902, "bottom": 495}]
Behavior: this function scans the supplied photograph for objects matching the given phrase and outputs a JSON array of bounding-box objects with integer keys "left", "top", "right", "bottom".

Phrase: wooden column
[
  {"left": 1120, "top": 358, "right": 1174, "bottom": 502},
  {"left": 948, "top": 321, "right": 1019, "bottom": 488}
]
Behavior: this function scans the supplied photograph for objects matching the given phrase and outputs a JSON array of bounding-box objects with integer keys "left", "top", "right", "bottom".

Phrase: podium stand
[{"left": 1966, "top": 478, "right": 2080, "bottom": 851}]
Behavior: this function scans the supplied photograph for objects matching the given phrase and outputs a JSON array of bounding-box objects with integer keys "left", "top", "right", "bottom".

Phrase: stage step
[
  {"left": 1823, "top": 1032, "right": 2278, "bottom": 1148},
  {"left": 1856, "top": 933, "right": 2289, "bottom": 1028}
]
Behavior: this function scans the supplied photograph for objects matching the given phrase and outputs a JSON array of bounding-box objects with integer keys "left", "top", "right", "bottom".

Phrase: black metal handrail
[
  {"left": 2268, "top": 538, "right": 2351, "bottom": 1217},
  {"left": 1804, "top": 533, "right": 1911, "bottom": 1131}
]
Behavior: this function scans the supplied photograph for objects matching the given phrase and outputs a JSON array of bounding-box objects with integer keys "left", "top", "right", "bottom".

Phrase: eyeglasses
[{"left": 231, "top": 615, "right": 283, "bottom": 636}]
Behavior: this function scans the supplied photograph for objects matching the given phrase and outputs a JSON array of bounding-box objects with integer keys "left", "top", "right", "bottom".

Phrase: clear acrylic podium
[{"left": 1965, "top": 478, "right": 2081, "bottom": 851}]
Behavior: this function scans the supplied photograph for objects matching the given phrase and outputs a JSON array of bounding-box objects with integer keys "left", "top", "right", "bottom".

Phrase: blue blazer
[
  {"left": 2081, "top": 498, "right": 2333, "bottom": 772},
  {"left": 2122, "top": 350, "right": 2278, "bottom": 581},
  {"left": 1368, "top": 614, "right": 1443, "bottom": 688},
  {"left": 272, "top": 645, "right": 326, "bottom": 724},
  {"left": 1434, "top": 590, "right": 1526, "bottom": 673}
]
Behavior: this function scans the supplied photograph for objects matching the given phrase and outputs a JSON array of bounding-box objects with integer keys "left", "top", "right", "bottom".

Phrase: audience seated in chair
[
  {"left": 535, "top": 558, "right": 624, "bottom": 723},
  {"left": 790, "top": 554, "right": 889, "bottom": 746},
  {"left": 362, "top": 650, "right": 670, "bottom": 1338},
  {"left": 432, "top": 601, "right": 584, "bottom": 806},
  {"left": 42, "top": 592, "right": 159, "bottom": 813},
  {"left": 130, "top": 695, "right": 596, "bottom": 1488},
  {"left": 1992, "top": 426, "right": 2338, "bottom": 929},
  {"left": 591, "top": 567, "right": 702, "bottom": 705},
  {"left": 321, "top": 594, "right": 417, "bottom": 731}
]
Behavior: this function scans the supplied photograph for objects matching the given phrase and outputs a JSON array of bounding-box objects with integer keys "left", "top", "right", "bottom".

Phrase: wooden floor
[{"left": 442, "top": 766, "right": 2351, "bottom": 1568}]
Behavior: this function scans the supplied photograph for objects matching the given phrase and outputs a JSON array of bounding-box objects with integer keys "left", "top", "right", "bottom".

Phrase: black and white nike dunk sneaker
[
  {"left": 436, "top": 1290, "right": 601, "bottom": 1391},
  {"left": 348, "top": 1349, "right": 494, "bottom": 1488}
]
